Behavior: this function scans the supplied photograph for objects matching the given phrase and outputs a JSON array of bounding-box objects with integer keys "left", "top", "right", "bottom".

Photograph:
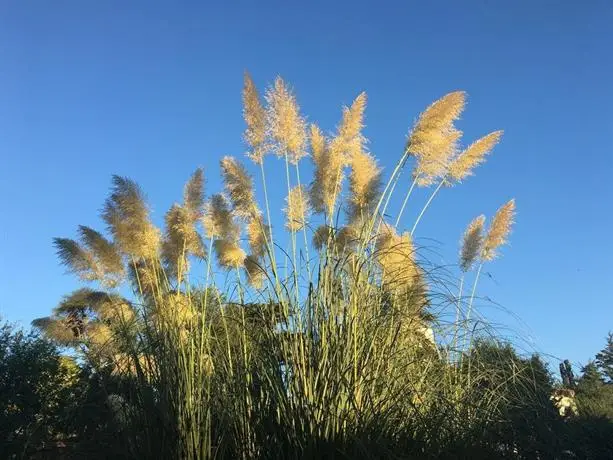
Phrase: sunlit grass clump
[{"left": 32, "top": 74, "right": 545, "bottom": 459}]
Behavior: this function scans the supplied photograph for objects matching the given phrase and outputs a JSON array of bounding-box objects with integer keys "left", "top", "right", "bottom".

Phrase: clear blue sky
[{"left": 1, "top": 1, "right": 612, "bottom": 371}]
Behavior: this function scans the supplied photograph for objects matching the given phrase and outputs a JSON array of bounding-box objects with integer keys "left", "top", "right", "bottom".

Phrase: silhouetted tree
[{"left": 596, "top": 332, "right": 613, "bottom": 382}]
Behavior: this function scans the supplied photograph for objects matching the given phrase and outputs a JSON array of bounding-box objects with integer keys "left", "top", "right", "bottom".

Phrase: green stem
[
  {"left": 363, "top": 148, "right": 411, "bottom": 248},
  {"left": 394, "top": 176, "right": 418, "bottom": 228},
  {"left": 259, "top": 161, "right": 277, "bottom": 270},
  {"left": 453, "top": 274, "right": 464, "bottom": 363},
  {"left": 295, "top": 164, "right": 312, "bottom": 283},
  {"left": 410, "top": 179, "right": 444, "bottom": 236},
  {"left": 465, "top": 262, "right": 483, "bottom": 352},
  {"left": 284, "top": 154, "right": 299, "bottom": 304}
]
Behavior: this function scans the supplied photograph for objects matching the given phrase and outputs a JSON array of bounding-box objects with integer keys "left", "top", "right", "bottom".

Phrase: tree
[
  {"left": 0, "top": 321, "right": 81, "bottom": 458},
  {"left": 566, "top": 361, "right": 613, "bottom": 458},
  {"left": 595, "top": 331, "right": 613, "bottom": 382},
  {"left": 462, "top": 340, "right": 563, "bottom": 457}
]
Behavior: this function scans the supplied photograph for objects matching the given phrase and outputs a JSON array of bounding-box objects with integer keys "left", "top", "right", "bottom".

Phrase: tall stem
[
  {"left": 295, "top": 164, "right": 312, "bottom": 283},
  {"left": 259, "top": 161, "right": 276, "bottom": 269},
  {"left": 365, "top": 149, "right": 411, "bottom": 243},
  {"left": 453, "top": 274, "right": 464, "bottom": 363},
  {"left": 410, "top": 179, "right": 444, "bottom": 236},
  {"left": 394, "top": 177, "right": 418, "bottom": 228},
  {"left": 465, "top": 262, "right": 483, "bottom": 351},
  {"left": 284, "top": 155, "right": 299, "bottom": 304}
]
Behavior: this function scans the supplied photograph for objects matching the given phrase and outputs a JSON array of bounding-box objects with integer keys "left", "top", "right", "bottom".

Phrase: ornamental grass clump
[{"left": 34, "top": 74, "right": 538, "bottom": 459}]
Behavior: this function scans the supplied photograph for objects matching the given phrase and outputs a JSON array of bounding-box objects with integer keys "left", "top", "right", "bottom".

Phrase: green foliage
[
  {"left": 576, "top": 361, "right": 613, "bottom": 420},
  {"left": 458, "top": 340, "right": 564, "bottom": 457},
  {"left": 559, "top": 345, "right": 613, "bottom": 459},
  {"left": 0, "top": 321, "right": 80, "bottom": 458},
  {"left": 595, "top": 331, "right": 613, "bottom": 382}
]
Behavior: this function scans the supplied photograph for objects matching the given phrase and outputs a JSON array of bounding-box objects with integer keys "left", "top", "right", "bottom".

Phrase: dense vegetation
[{"left": 3, "top": 75, "right": 612, "bottom": 458}]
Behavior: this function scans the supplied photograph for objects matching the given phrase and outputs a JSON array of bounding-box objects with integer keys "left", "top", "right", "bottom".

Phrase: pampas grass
[{"left": 33, "top": 75, "right": 534, "bottom": 460}]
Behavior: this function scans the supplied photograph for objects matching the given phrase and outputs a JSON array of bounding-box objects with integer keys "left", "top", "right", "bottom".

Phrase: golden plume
[
  {"left": 213, "top": 238, "right": 246, "bottom": 269},
  {"left": 448, "top": 131, "right": 503, "bottom": 183},
  {"left": 243, "top": 72, "right": 267, "bottom": 164},
  {"left": 376, "top": 226, "right": 418, "bottom": 288},
  {"left": 244, "top": 254, "right": 265, "bottom": 288},
  {"left": 247, "top": 213, "right": 270, "bottom": 258},
  {"left": 265, "top": 77, "right": 307, "bottom": 163},
  {"left": 77, "top": 226, "right": 124, "bottom": 286},
  {"left": 220, "top": 156, "right": 256, "bottom": 218},
  {"left": 183, "top": 168, "right": 205, "bottom": 220},
  {"left": 310, "top": 136, "right": 346, "bottom": 218},
  {"left": 334, "top": 92, "right": 367, "bottom": 161},
  {"left": 407, "top": 91, "right": 466, "bottom": 186},
  {"left": 54, "top": 237, "right": 103, "bottom": 284},
  {"left": 334, "top": 225, "right": 358, "bottom": 254},
  {"left": 348, "top": 148, "right": 381, "bottom": 225},
  {"left": 202, "top": 194, "right": 238, "bottom": 240},
  {"left": 128, "top": 259, "right": 162, "bottom": 298},
  {"left": 459, "top": 215, "right": 485, "bottom": 272},
  {"left": 482, "top": 199, "right": 515, "bottom": 261},
  {"left": 312, "top": 224, "right": 331, "bottom": 251},
  {"left": 162, "top": 204, "right": 206, "bottom": 277},
  {"left": 311, "top": 225, "right": 356, "bottom": 254},
  {"left": 102, "top": 176, "right": 160, "bottom": 260},
  {"left": 285, "top": 185, "right": 310, "bottom": 232},
  {"left": 310, "top": 124, "right": 326, "bottom": 165}
]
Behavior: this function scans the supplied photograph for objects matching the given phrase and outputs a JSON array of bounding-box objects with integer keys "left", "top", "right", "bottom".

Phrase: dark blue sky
[{"left": 1, "top": 1, "right": 612, "bottom": 369}]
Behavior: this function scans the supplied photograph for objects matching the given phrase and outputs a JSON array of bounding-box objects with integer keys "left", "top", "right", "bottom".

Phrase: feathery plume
[
  {"left": 482, "top": 199, "right": 515, "bottom": 261},
  {"left": 244, "top": 254, "right": 265, "bottom": 288},
  {"left": 243, "top": 72, "right": 268, "bottom": 164},
  {"left": 128, "top": 259, "right": 161, "bottom": 298},
  {"left": 162, "top": 204, "right": 206, "bottom": 277},
  {"left": 376, "top": 226, "right": 418, "bottom": 288},
  {"left": 310, "top": 137, "right": 346, "bottom": 218},
  {"left": 459, "top": 215, "right": 485, "bottom": 272},
  {"left": 407, "top": 91, "right": 466, "bottom": 186},
  {"left": 54, "top": 237, "right": 101, "bottom": 283},
  {"left": 247, "top": 213, "right": 270, "bottom": 258},
  {"left": 201, "top": 193, "right": 244, "bottom": 271},
  {"left": 312, "top": 225, "right": 331, "bottom": 250},
  {"left": 202, "top": 194, "right": 239, "bottom": 240},
  {"left": 213, "top": 239, "right": 246, "bottom": 269},
  {"left": 77, "top": 226, "right": 125, "bottom": 287},
  {"left": 310, "top": 124, "right": 326, "bottom": 165},
  {"left": 102, "top": 176, "right": 160, "bottom": 260},
  {"left": 311, "top": 225, "right": 356, "bottom": 254},
  {"left": 183, "top": 168, "right": 205, "bottom": 220},
  {"left": 448, "top": 131, "right": 503, "bottom": 183},
  {"left": 220, "top": 156, "right": 256, "bottom": 218},
  {"left": 334, "top": 92, "right": 367, "bottom": 161},
  {"left": 334, "top": 226, "right": 358, "bottom": 253},
  {"left": 285, "top": 185, "right": 310, "bottom": 232},
  {"left": 265, "top": 77, "right": 307, "bottom": 163},
  {"left": 348, "top": 148, "right": 382, "bottom": 224}
]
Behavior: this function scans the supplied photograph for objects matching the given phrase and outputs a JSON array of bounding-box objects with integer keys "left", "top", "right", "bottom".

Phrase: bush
[{"left": 0, "top": 321, "right": 80, "bottom": 458}]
